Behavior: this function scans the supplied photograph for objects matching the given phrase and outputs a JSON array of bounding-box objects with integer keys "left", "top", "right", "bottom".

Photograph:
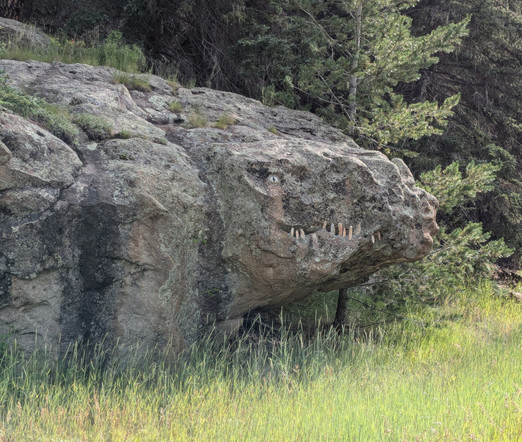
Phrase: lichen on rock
[{"left": 0, "top": 59, "right": 438, "bottom": 355}]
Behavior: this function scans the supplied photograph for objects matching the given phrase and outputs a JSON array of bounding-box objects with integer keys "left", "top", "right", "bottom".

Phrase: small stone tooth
[
  {"left": 377, "top": 231, "right": 381, "bottom": 241},
  {"left": 330, "top": 223, "right": 335, "bottom": 234},
  {"left": 295, "top": 229, "right": 300, "bottom": 239},
  {"left": 290, "top": 227, "right": 295, "bottom": 237},
  {"left": 343, "top": 227, "right": 346, "bottom": 238},
  {"left": 300, "top": 229, "right": 305, "bottom": 239},
  {"left": 371, "top": 234, "right": 375, "bottom": 244},
  {"left": 311, "top": 232, "right": 318, "bottom": 247},
  {"left": 355, "top": 223, "right": 361, "bottom": 236},
  {"left": 348, "top": 226, "right": 353, "bottom": 240},
  {"left": 338, "top": 223, "right": 343, "bottom": 236},
  {"left": 322, "top": 221, "right": 327, "bottom": 230}
]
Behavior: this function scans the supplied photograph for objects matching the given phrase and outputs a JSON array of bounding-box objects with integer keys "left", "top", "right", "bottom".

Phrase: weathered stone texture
[
  {"left": 0, "top": 60, "right": 438, "bottom": 354},
  {"left": 0, "top": 17, "right": 52, "bottom": 50}
]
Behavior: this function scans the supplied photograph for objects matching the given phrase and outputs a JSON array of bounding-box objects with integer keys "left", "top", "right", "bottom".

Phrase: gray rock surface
[
  {"left": 0, "top": 59, "right": 438, "bottom": 354},
  {"left": 0, "top": 17, "right": 52, "bottom": 50}
]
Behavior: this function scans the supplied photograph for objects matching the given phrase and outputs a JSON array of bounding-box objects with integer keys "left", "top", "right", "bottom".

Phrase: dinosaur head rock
[
  {"left": 196, "top": 139, "right": 438, "bottom": 317},
  {"left": 0, "top": 59, "right": 438, "bottom": 354}
]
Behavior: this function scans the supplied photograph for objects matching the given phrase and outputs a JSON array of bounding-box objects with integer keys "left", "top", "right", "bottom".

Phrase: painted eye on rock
[{"left": 268, "top": 175, "right": 279, "bottom": 184}]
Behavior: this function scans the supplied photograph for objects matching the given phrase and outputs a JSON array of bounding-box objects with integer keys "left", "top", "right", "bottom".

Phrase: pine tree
[
  {"left": 238, "top": 0, "right": 469, "bottom": 150},
  {"left": 403, "top": 0, "right": 522, "bottom": 267}
]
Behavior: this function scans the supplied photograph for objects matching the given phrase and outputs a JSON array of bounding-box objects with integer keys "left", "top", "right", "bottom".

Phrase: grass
[
  {"left": 118, "top": 130, "right": 133, "bottom": 139},
  {"left": 111, "top": 73, "right": 151, "bottom": 92},
  {"left": 213, "top": 112, "right": 236, "bottom": 129},
  {"left": 166, "top": 79, "right": 180, "bottom": 95},
  {"left": 153, "top": 137, "right": 168, "bottom": 145},
  {"left": 0, "top": 75, "right": 120, "bottom": 144},
  {"left": 0, "top": 75, "right": 78, "bottom": 144},
  {"left": 72, "top": 113, "right": 113, "bottom": 140},
  {"left": 183, "top": 78, "right": 197, "bottom": 89},
  {"left": 0, "top": 30, "right": 146, "bottom": 73},
  {"left": 0, "top": 281, "right": 519, "bottom": 440},
  {"left": 187, "top": 112, "right": 207, "bottom": 128},
  {"left": 169, "top": 100, "right": 183, "bottom": 112}
]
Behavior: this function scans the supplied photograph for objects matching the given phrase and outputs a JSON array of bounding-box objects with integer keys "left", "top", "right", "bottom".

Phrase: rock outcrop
[
  {"left": 0, "top": 17, "right": 52, "bottom": 50},
  {"left": 0, "top": 59, "right": 438, "bottom": 354}
]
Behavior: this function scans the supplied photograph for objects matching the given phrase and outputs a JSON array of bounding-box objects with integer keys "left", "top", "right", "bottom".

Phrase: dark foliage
[{"left": 402, "top": 0, "right": 522, "bottom": 267}]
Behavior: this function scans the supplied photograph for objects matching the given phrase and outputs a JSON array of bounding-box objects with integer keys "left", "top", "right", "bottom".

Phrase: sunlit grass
[
  {"left": 0, "top": 30, "right": 146, "bottom": 73},
  {"left": 0, "top": 281, "right": 520, "bottom": 440}
]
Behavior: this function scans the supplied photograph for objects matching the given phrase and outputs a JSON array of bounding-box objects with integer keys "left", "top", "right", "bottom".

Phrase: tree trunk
[
  {"left": 347, "top": 1, "right": 362, "bottom": 127},
  {"left": 333, "top": 287, "right": 348, "bottom": 330}
]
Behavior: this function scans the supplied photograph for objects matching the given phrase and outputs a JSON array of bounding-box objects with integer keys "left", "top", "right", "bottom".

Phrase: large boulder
[
  {"left": 0, "top": 17, "right": 52, "bottom": 50},
  {"left": 0, "top": 60, "right": 438, "bottom": 354}
]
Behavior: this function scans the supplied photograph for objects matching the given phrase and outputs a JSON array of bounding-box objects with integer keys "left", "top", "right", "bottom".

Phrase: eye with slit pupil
[{"left": 268, "top": 175, "right": 279, "bottom": 184}]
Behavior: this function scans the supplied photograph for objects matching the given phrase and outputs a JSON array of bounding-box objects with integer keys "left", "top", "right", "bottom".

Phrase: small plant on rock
[
  {"left": 187, "top": 112, "right": 207, "bottom": 128},
  {"left": 0, "top": 74, "right": 78, "bottom": 144},
  {"left": 153, "top": 137, "right": 168, "bottom": 145},
  {"left": 166, "top": 79, "right": 180, "bottom": 94},
  {"left": 112, "top": 73, "right": 152, "bottom": 92},
  {"left": 213, "top": 113, "right": 236, "bottom": 129},
  {"left": 184, "top": 78, "right": 197, "bottom": 89},
  {"left": 169, "top": 101, "right": 183, "bottom": 112},
  {"left": 118, "top": 130, "right": 133, "bottom": 139},
  {"left": 73, "top": 113, "right": 113, "bottom": 140}
]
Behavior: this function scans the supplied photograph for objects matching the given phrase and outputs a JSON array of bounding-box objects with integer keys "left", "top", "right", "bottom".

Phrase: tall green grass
[
  {"left": 0, "top": 30, "right": 146, "bottom": 73},
  {"left": 0, "top": 282, "right": 520, "bottom": 440}
]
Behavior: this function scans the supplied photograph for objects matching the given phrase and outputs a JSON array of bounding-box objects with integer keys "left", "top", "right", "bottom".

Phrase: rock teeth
[
  {"left": 300, "top": 229, "right": 305, "bottom": 239},
  {"left": 290, "top": 227, "right": 295, "bottom": 237},
  {"left": 338, "top": 223, "right": 342, "bottom": 236},
  {"left": 355, "top": 223, "right": 361, "bottom": 237},
  {"left": 295, "top": 229, "right": 300, "bottom": 239},
  {"left": 348, "top": 226, "right": 353, "bottom": 240},
  {"left": 371, "top": 234, "right": 375, "bottom": 244},
  {"left": 323, "top": 221, "right": 327, "bottom": 230},
  {"left": 343, "top": 227, "right": 346, "bottom": 238},
  {"left": 330, "top": 223, "right": 335, "bottom": 234},
  {"left": 377, "top": 231, "right": 381, "bottom": 241}
]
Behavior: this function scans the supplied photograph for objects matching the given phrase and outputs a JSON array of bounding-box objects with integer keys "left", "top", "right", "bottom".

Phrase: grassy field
[{"left": 0, "top": 281, "right": 520, "bottom": 440}]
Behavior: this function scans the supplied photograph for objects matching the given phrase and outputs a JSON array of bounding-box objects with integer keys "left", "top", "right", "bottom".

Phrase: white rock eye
[{"left": 268, "top": 175, "right": 279, "bottom": 184}]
